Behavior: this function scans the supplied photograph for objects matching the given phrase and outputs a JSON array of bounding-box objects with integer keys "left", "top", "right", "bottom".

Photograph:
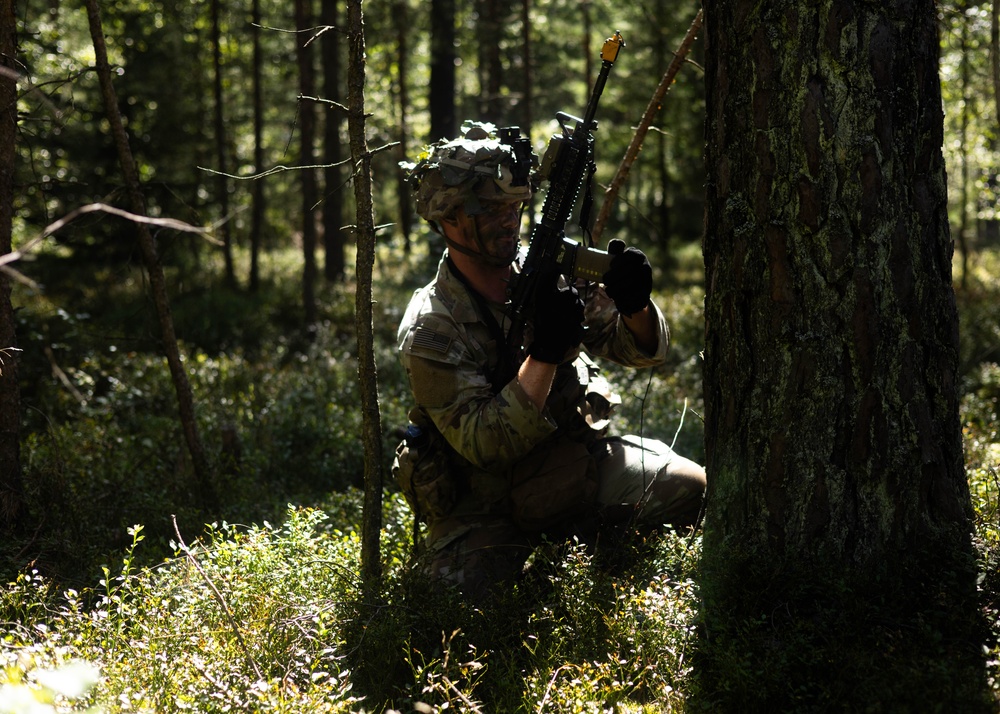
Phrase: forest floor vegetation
[{"left": 1, "top": 239, "right": 999, "bottom": 712}]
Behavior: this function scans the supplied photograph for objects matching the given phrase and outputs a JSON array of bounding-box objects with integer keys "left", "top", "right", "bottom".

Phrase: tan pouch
[
  {"left": 509, "top": 437, "right": 599, "bottom": 531},
  {"left": 392, "top": 424, "right": 457, "bottom": 521}
]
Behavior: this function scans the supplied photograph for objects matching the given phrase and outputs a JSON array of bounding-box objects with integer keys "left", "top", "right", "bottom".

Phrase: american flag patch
[{"left": 411, "top": 327, "right": 452, "bottom": 354}]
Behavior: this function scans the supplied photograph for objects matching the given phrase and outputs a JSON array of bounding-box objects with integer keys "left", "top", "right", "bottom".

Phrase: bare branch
[
  {"left": 198, "top": 160, "right": 352, "bottom": 181},
  {"left": 44, "top": 345, "right": 86, "bottom": 405},
  {"left": 252, "top": 23, "right": 347, "bottom": 48},
  {"left": 42, "top": 202, "right": 210, "bottom": 239},
  {"left": 338, "top": 222, "right": 395, "bottom": 234},
  {"left": 171, "top": 515, "right": 264, "bottom": 681},
  {"left": 366, "top": 141, "right": 400, "bottom": 158},
  {"left": 0, "top": 348, "right": 23, "bottom": 377},
  {"left": 1, "top": 202, "right": 217, "bottom": 286},
  {"left": 298, "top": 94, "right": 350, "bottom": 114},
  {"left": 592, "top": 9, "right": 703, "bottom": 242}
]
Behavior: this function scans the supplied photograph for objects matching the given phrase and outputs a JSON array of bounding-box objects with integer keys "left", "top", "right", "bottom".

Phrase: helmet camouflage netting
[{"left": 401, "top": 120, "right": 538, "bottom": 224}]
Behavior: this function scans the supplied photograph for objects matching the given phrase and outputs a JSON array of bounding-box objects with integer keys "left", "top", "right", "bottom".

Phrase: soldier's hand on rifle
[
  {"left": 528, "top": 272, "right": 586, "bottom": 364},
  {"left": 603, "top": 239, "right": 652, "bottom": 317}
]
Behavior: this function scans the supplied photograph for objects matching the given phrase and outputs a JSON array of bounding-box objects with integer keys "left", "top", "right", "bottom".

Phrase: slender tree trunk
[
  {"left": 429, "top": 0, "right": 456, "bottom": 141},
  {"left": 296, "top": 0, "right": 319, "bottom": 326},
  {"left": 211, "top": 0, "right": 235, "bottom": 287},
  {"left": 520, "top": 0, "right": 532, "bottom": 134},
  {"left": 0, "top": 0, "right": 24, "bottom": 533},
  {"left": 84, "top": 0, "right": 218, "bottom": 509},
  {"left": 656, "top": 133, "right": 671, "bottom": 253},
  {"left": 989, "top": 0, "right": 1000, "bottom": 252},
  {"left": 959, "top": 0, "right": 971, "bottom": 287},
  {"left": 321, "top": 0, "right": 346, "bottom": 281},
  {"left": 994, "top": 1, "right": 1000, "bottom": 125},
  {"left": 520, "top": 0, "right": 534, "bottom": 230},
  {"left": 346, "top": 0, "right": 384, "bottom": 591},
  {"left": 249, "top": 0, "right": 264, "bottom": 292},
  {"left": 591, "top": 9, "right": 702, "bottom": 245},
  {"left": 654, "top": 0, "right": 673, "bottom": 253},
  {"left": 700, "top": 0, "right": 982, "bottom": 707},
  {"left": 427, "top": 0, "right": 456, "bottom": 264},
  {"left": 477, "top": 0, "right": 504, "bottom": 124},
  {"left": 582, "top": 1, "right": 593, "bottom": 92},
  {"left": 394, "top": 0, "right": 413, "bottom": 251}
]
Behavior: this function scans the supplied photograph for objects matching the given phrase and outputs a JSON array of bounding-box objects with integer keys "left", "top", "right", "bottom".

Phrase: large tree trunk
[
  {"left": 0, "top": 0, "right": 24, "bottom": 534},
  {"left": 346, "top": 0, "right": 384, "bottom": 591},
  {"left": 700, "top": 0, "right": 983, "bottom": 707},
  {"left": 84, "top": 0, "right": 218, "bottom": 510},
  {"left": 296, "top": 0, "right": 319, "bottom": 326}
]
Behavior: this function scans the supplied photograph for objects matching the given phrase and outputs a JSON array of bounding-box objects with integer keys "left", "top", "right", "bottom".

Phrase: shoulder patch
[
  {"left": 411, "top": 326, "right": 453, "bottom": 355},
  {"left": 401, "top": 316, "right": 464, "bottom": 366}
]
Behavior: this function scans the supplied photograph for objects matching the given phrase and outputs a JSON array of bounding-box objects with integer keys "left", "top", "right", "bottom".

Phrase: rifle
[{"left": 505, "top": 30, "right": 626, "bottom": 330}]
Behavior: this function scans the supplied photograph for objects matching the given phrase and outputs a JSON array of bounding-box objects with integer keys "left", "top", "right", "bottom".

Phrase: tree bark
[
  {"left": 0, "top": 0, "right": 24, "bottom": 533},
  {"left": 346, "top": 0, "right": 384, "bottom": 591},
  {"left": 84, "top": 0, "right": 218, "bottom": 509},
  {"left": 701, "top": 0, "right": 982, "bottom": 705},
  {"left": 296, "top": 0, "right": 319, "bottom": 326}
]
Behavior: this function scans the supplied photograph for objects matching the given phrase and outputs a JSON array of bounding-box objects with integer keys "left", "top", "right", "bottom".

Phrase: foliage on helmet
[{"left": 400, "top": 120, "right": 538, "bottom": 223}]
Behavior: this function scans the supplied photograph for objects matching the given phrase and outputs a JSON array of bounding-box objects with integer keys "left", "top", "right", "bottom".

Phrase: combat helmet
[{"left": 402, "top": 120, "right": 538, "bottom": 226}]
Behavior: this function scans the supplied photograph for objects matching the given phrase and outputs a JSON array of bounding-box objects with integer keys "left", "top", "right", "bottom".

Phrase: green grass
[{"left": 2, "top": 241, "right": 998, "bottom": 712}]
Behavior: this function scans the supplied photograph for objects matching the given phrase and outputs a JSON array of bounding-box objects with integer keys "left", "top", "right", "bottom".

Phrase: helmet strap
[{"left": 441, "top": 213, "right": 515, "bottom": 268}]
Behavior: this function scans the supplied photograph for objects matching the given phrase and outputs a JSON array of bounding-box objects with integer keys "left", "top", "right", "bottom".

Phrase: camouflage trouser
[
  {"left": 423, "top": 435, "right": 706, "bottom": 598},
  {"left": 591, "top": 435, "right": 706, "bottom": 529}
]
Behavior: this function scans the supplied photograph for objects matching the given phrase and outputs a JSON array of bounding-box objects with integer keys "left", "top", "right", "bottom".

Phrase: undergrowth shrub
[
  {"left": 962, "top": 361, "right": 1000, "bottom": 702},
  {"left": 3, "top": 507, "right": 370, "bottom": 713},
  {"left": 3, "top": 493, "right": 706, "bottom": 713},
  {"left": 333, "top": 528, "right": 704, "bottom": 713},
  {"left": 6, "top": 244, "right": 1000, "bottom": 712},
  {"left": 12, "top": 285, "right": 403, "bottom": 584}
]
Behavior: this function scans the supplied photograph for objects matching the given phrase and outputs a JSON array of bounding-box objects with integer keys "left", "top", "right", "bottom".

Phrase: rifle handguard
[{"left": 506, "top": 30, "right": 625, "bottom": 329}]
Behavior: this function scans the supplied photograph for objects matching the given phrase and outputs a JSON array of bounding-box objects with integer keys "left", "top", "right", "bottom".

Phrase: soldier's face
[{"left": 472, "top": 202, "right": 521, "bottom": 263}]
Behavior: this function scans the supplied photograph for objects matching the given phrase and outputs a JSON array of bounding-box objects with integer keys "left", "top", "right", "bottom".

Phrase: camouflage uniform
[{"left": 397, "top": 252, "right": 706, "bottom": 597}]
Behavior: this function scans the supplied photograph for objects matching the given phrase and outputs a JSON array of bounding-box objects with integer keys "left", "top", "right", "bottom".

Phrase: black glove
[
  {"left": 528, "top": 272, "right": 585, "bottom": 364},
  {"left": 603, "top": 239, "right": 652, "bottom": 316}
]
